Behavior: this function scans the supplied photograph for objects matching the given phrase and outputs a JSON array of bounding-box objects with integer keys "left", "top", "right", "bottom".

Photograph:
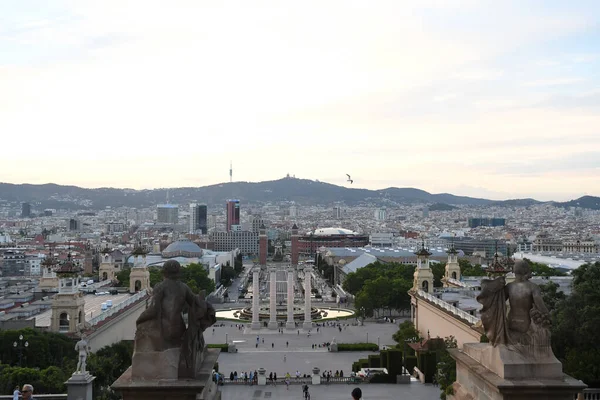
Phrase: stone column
[
  {"left": 312, "top": 367, "right": 321, "bottom": 385},
  {"left": 286, "top": 267, "right": 295, "bottom": 329},
  {"left": 257, "top": 367, "right": 267, "bottom": 386},
  {"left": 66, "top": 373, "right": 95, "bottom": 400},
  {"left": 251, "top": 267, "right": 261, "bottom": 330},
  {"left": 268, "top": 267, "right": 278, "bottom": 329},
  {"left": 303, "top": 267, "right": 313, "bottom": 330}
]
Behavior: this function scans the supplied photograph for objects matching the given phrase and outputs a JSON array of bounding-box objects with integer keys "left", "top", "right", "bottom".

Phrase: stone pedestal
[
  {"left": 312, "top": 367, "right": 321, "bottom": 385},
  {"left": 227, "top": 343, "right": 237, "bottom": 353},
  {"left": 66, "top": 372, "right": 95, "bottom": 400},
  {"left": 112, "top": 348, "right": 221, "bottom": 400},
  {"left": 258, "top": 367, "right": 267, "bottom": 386},
  {"left": 448, "top": 343, "right": 586, "bottom": 400},
  {"left": 251, "top": 268, "right": 261, "bottom": 330},
  {"left": 132, "top": 348, "right": 180, "bottom": 380},
  {"left": 268, "top": 268, "right": 278, "bottom": 330},
  {"left": 329, "top": 342, "right": 338, "bottom": 352},
  {"left": 303, "top": 268, "right": 313, "bottom": 330},
  {"left": 286, "top": 268, "right": 295, "bottom": 329}
]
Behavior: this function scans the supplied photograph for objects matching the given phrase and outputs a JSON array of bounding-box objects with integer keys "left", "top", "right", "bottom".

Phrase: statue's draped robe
[
  {"left": 179, "top": 295, "right": 217, "bottom": 378},
  {"left": 477, "top": 277, "right": 510, "bottom": 346}
]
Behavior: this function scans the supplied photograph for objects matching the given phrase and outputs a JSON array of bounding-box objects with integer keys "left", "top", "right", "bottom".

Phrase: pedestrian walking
[
  {"left": 286, "top": 341, "right": 289, "bottom": 347},
  {"left": 283, "top": 354, "right": 287, "bottom": 362},
  {"left": 13, "top": 386, "right": 20, "bottom": 400},
  {"left": 274, "top": 372, "right": 277, "bottom": 385},
  {"left": 272, "top": 342, "right": 274, "bottom": 348}
]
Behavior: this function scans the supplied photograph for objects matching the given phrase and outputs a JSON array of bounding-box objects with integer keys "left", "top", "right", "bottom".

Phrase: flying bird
[{"left": 346, "top": 174, "right": 353, "bottom": 184}]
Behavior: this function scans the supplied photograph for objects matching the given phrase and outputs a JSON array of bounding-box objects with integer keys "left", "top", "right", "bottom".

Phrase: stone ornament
[
  {"left": 74, "top": 333, "right": 91, "bottom": 374},
  {"left": 133, "top": 260, "right": 216, "bottom": 379},
  {"left": 477, "top": 260, "right": 552, "bottom": 358}
]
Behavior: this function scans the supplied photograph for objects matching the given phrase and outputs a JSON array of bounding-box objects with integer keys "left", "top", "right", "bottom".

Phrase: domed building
[
  {"left": 162, "top": 239, "right": 203, "bottom": 258},
  {"left": 297, "top": 227, "right": 369, "bottom": 256}
]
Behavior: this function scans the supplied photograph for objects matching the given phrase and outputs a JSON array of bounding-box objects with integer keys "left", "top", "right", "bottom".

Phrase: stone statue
[
  {"left": 133, "top": 260, "right": 216, "bottom": 379},
  {"left": 74, "top": 334, "right": 91, "bottom": 373},
  {"left": 477, "top": 260, "right": 552, "bottom": 356}
]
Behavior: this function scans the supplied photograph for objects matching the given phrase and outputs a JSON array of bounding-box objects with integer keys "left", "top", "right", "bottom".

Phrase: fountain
[{"left": 217, "top": 264, "right": 355, "bottom": 323}]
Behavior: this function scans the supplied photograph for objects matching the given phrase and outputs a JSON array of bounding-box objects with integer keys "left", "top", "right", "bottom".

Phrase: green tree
[
  {"left": 234, "top": 253, "right": 243, "bottom": 274},
  {"left": 115, "top": 267, "right": 131, "bottom": 288},
  {"left": 524, "top": 258, "right": 568, "bottom": 277},
  {"left": 551, "top": 261, "right": 600, "bottom": 387},
  {"left": 539, "top": 281, "right": 566, "bottom": 311},
  {"left": 393, "top": 321, "right": 421, "bottom": 345},
  {"left": 459, "top": 259, "right": 486, "bottom": 276},
  {"left": 181, "top": 263, "right": 216, "bottom": 294},
  {"left": 148, "top": 266, "right": 163, "bottom": 287},
  {"left": 220, "top": 265, "right": 235, "bottom": 287},
  {"left": 436, "top": 336, "right": 458, "bottom": 400},
  {"left": 88, "top": 340, "right": 134, "bottom": 400},
  {"left": 431, "top": 262, "right": 445, "bottom": 287}
]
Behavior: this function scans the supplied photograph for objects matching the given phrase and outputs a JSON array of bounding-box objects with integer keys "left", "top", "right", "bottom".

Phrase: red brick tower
[
  {"left": 291, "top": 223, "right": 299, "bottom": 266},
  {"left": 259, "top": 223, "right": 267, "bottom": 266}
]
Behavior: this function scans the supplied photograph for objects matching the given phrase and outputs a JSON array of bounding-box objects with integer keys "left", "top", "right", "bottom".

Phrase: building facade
[
  {"left": 157, "top": 204, "right": 179, "bottom": 224},
  {"left": 189, "top": 203, "right": 208, "bottom": 234},
  {"left": 211, "top": 231, "right": 258, "bottom": 255},
  {"left": 226, "top": 199, "right": 240, "bottom": 232}
]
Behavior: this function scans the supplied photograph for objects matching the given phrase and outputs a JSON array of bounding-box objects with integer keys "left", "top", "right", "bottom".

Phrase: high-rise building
[
  {"left": 333, "top": 206, "right": 342, "bottom": 219},
  {"left": 374, "top": 207, "right": 387, "bottom": 221},
  {"left": 189, "top": 203, "right": 208, "bottom": 234},
  {"left": 251, "top": 216, "right": 265, "bottom": 234},
  {"left": 289, "top": 205, "right": 298, "bottom": 218},
  {"left": 226, "top": 199, "right": 240, "bottom": 232},
  {"left": 468, "top": 218, "right": 505, "bottom": 228},
  {"left": 157, "top": 204, "right": 179, "bottom": 224},
  {"left": 21, "top": 202, "right": 31, "bottom": 218}
]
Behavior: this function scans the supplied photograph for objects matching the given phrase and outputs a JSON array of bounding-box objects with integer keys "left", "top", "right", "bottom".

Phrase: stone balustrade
[
  {"left": 417, "top": 290, "right": 480, "bottom": 325},
  {"left": 88, "top": 290, "right": 148, "bottom": 327}
]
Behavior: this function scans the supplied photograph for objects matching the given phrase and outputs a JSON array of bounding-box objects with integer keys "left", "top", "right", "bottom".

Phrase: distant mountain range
[{"left": 0, "top": 178, "right": 597, "bottom": 210}]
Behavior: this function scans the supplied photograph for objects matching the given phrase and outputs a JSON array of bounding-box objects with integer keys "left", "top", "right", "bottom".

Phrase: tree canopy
[
  {"left": 458, "top": 259, "right": 486, "bottom": 276},
  {"left": 343, "top": 261, "right": 415, "bottom": 316},
  {"left": 523, "top": 258, "right": 568, "bottom": 277},
  {"left": 551, "top": 261, "right": 600, "bottom": 387}
]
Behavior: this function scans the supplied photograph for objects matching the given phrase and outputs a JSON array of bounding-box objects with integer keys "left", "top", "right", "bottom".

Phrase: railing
[
  {"left": 0, "top": 395, "right": 67, "bottom": 400},
  {"left": 576, "top": 389, "right": 600, "bottom": 400},
  {"left": 223, "top": 377, "right": 312, "bottom": 385},
  {"left": 417, "top": 290, "right": 480, "bottom": 325},
  {"left": 446, "top": 278, "right": 474, "bottom": 288},
  {"left": 88, "top": 289, "right": 147, "bottom": 326}
]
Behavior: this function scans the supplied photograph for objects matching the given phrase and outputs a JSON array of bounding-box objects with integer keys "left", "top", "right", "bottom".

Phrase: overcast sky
[{"left": 1, "top": 1, "right": 599, "bottom": 201}]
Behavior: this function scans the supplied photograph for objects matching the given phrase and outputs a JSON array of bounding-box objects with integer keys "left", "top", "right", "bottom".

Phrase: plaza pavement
[
  {"left": 203, "top": 320, "right": 411, "bottom": 385},
  {"left": 218, "top": 382, "right": 440, "bottom": 400}
]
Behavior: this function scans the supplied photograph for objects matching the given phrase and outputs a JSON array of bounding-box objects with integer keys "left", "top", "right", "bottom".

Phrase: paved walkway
[
  {"left": 204, "top": 321, "right": 407, "bottom": 380},
  {"left": 219, "top": 383, "right": 440, "bottom": 400}
]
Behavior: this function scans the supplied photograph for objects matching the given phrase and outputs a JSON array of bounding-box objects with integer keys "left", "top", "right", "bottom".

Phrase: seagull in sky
[{"left": 346, "top": 174, "right": 353, "bottom": 184}]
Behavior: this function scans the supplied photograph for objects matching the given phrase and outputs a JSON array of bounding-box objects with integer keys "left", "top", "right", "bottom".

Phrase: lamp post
[
  {"left": 366, "top": 332, "right": 369, "bottom": 344},
  {"left": 13, "top": 334, "right": 29, "bottom": 367},
  {"left": 378, "top": 336, "right": 380, "bottom": 349},
  {"left": 226, "top": 333, "right": 229, "bottom": 345}
]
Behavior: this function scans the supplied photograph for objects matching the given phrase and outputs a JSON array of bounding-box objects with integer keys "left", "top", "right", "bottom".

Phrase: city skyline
[{"left": 1, "top": 1, "right": 599, "bottom": 201}]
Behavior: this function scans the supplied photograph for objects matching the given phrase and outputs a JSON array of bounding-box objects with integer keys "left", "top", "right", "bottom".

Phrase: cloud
[{"left": 524, "top": 78, "right": 585, "bottom": 87}]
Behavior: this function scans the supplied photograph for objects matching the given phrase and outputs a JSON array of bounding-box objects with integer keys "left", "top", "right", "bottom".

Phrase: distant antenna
[{"left": 230, "top": 161, "right": 233, "bottom": 183}]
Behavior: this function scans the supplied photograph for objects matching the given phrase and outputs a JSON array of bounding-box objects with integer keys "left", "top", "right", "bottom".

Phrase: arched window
[
  {"left": 102, "top": 272, "right": 108, "bottom": 280},
  {"left": 452, "top": 271, "right": 457, "bottom": 279},
  {"left": 422, "top": 280, "right": 429, "bottom": 293},
  {"left": 78, "top": 310, "right": 83, "bottom": 324},
  {"left": 59, "top": 312, "right": 70, "bottom": 332},
  {"left": 135, "top": 280, "right": 141, "bottom": 292}
]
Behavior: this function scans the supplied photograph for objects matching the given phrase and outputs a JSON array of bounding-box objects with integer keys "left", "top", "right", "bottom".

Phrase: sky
[{"left": 0, "top": 0, "right": 599, "bottom": 201}]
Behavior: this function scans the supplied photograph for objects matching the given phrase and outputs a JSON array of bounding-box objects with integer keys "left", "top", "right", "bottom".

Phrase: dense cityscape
[
  {"left": 2, "top": 1, "right": 600, "bottom": 400},
  {"left": 0, "top": 179, "right": 599, "bottom": 399}
]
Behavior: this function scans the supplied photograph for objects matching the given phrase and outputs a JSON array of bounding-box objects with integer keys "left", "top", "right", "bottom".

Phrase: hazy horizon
[
  {"left": 1, "top": 1, "right": 599, "bottom": 202},
  {"left": 0, "top": 176, "right": 592, "bottom": 202}
]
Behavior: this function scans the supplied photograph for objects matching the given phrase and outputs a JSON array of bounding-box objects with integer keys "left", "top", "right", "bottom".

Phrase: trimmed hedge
[
  {"left": 337, "top": 343, "right": 379, "bottom": 351},
  {"left": 368, "top": 355, "right": 381, "bottom": 368},
  {"left": 208, "top": 343, "right": 229, "bottom": 351}
]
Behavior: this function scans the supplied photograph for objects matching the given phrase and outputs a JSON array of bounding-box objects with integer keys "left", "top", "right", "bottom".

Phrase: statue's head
[
  {"left": 513, "top": 260, "right": 531, "bottom": 279},
  {"left": 163, "top": 260, "right": 181, "bottom": 279}
]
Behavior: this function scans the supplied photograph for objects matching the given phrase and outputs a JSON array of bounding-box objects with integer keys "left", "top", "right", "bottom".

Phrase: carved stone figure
[
  {"left": 74, "top": 334, "right": 91, "bottom": 373},
  {"left": 133, "top": 260, "right": 216, "bottom": 379},
  {"left": 477, "top": 259, "right": 552, "bottom": 356}
]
